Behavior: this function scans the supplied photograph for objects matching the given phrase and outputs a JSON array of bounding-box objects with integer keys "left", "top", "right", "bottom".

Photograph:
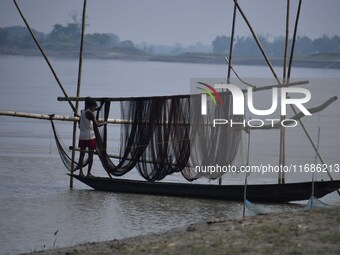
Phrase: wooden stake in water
[
  {"left": 70, "top": 0, "right": 87, "bottom": 188},
  {"left": 289, "top": 104, "right": 340, "bottom": 196},
  {"left": 312, "top": 127, "right": 321, "bottom": 198},
  {"left": 243, "top": 127, "right": 251, "bottom": 219},
  {"left": 279, "top": 0, "right": 290, "bottom": 184}
]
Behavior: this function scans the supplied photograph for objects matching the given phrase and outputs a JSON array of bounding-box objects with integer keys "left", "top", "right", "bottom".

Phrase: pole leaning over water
[
  {"left": 70, "top": 0, "right": 87, "bottom": 188},
  {"left": 287, "top": 0, "right": 302, "bottom": 79},
  {"left": 13, "top": 0, "right": 76, "bottom": 114},
  {"left": 289, "top": 104, "right": 340, "bottom": 196},
  {"left": 232, "top": 0, "right": 281, "bottom": 85},
  {"left": 227, "top": 0, "right": 237, "bottom": 83}
]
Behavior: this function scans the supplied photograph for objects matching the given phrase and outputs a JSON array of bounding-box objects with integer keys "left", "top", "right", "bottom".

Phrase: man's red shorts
[{"left": 78, "top": 138, "right": 97, "bottom": 150}]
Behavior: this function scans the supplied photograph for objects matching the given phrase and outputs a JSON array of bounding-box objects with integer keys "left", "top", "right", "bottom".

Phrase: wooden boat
[
  {"left": 70, "top": 174, "right": 340, "bottom": 203},
  {"left": 5, "top": 1, "right": 339, "bottom": 206}
]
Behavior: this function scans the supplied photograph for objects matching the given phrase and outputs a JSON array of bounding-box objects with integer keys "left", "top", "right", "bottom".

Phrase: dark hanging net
[
  {"left": 52, "top": 93, "right": 242, "bottom": 182},
  {"left": 182, "top": 92, "right": 243, "bottom": 180},
  {"left": 134, "top": 97, "right": 191, "bottom": 181},
  {"left": 50, "top": 119, "right": 88, "bottom": 171},
  {"left": 94, "top": 93, "right": 242, "bottom": 181},
  {"left": 94, "top": 96, "right": 191, "bottom": 181}
]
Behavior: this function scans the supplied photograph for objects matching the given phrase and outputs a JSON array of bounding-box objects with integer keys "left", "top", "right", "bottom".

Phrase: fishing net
[
  {"left": 51, "top": 93, "right": 242, "bottom": 181},
  {"left": 94, "top": 96, "right": 191, "bottom": 181},
  {"left": 304, "top": 195, "right": 332, "bottom": 210},
  {"left": 244, "top": 199, "right": 266, "bottom": 216},
  {"left": 182, "top": 92, "right": 243, "bottom": 180},
  {"left": 50, "top": 119, "right": 88, "bottom": 171}
]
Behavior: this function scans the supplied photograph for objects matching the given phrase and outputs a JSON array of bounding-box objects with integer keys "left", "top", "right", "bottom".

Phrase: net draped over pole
[{"left": 81, "top": 95, "right": 243, "bottom": 182}]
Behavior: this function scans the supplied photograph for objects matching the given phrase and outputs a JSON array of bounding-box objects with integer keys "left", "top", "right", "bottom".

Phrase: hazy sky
[{"left": 1, "top": 0, "right": 340, "bottom": 46}]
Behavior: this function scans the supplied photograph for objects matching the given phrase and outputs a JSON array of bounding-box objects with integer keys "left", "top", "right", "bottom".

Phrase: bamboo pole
[
  {"left": 13, "top": 0, "right": 76, "bottom": 114},
  {"left": 0, "top": 111, "right": 77, "bottom": 121},
  {"left": 1, "top": 96, "right": 336, "bottom": 127},
  {"left": 284, "top": 0, "right": 301, "bottom": 183},
  {"left": 242, "top": 173, "right": 248, "bottom": 218},
  {"left": 283, "top": 0, "right": 290, "bottom": 80},
  {"left": 288, "top": 0, "right": 302, "bottom": 79},
  {"left": 57, "top": 80, "right": 309, "bottom": 102},
  {"left": 248, "top": 96, "right": 337, "bottom": 130},
  {"left": 227, "top": 0, "right": 237, "bottom": 83},
  {"left": 279, "top": 0, "right": 290, "bottom": 184},
  {"left": 311, "top": 127, "right": 321, "bottom": 197},
  {"left": 224, "top": 57, "right": 256, "bottom": 88},
  {"left": 243, "top": 127, "right": 251, "bottom": 218},
  {"left": 289, "top": 104, "right": 339, "bottom": 196},
  {"left": 221, "top": 1, "right": 237, "bottom": 185},
  {"left": 70, "top": 0, "right": 87, "bottom": 188},
  {"left": 252, "top": 80, "right": 307, "bottom": 93},
  {"left": 232, "top": 0, "right": 281, "bottom": 85},
  {"left": 0, "top": 110, "right": 187, "bottom": 125},
  {"left": 59, "top": 95, "right": 191, "bottom": 101},
  {"left": 0, "top": 111, "right": 154, "bottom": 125},
  {"left": 70, "top": 147, "right": 186, "bottom": 166}
]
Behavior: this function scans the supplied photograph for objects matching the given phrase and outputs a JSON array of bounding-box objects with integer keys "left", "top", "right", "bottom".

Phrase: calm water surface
[{"left": 0, "top": 55, "right": 339, "bottom": 254}]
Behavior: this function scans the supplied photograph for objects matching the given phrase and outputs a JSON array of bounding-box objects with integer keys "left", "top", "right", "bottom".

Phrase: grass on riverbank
[{"left": 32, "top": 207, "right": 340, "bottom": 255}]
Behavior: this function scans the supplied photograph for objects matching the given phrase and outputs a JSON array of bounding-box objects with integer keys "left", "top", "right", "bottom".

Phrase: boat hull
[{"left": 70, "top": 174, "right": 340, "bottom": 203}]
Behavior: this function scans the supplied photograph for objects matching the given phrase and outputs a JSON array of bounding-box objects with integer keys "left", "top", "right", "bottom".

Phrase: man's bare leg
[{"left": 87, "top": 150, "right": 94, "bottom": 177}]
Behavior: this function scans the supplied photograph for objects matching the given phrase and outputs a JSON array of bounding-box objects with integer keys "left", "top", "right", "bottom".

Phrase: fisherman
[{"left": 77, "top": 97, "right": 107, "bottom": 177}]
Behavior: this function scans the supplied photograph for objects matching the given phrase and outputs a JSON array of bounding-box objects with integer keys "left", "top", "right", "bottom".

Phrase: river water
[{"left": 0, "top": 55, "right": 339, "bottom": 254}]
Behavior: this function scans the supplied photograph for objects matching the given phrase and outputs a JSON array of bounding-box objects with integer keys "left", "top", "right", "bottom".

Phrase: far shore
[
  {"left": 30, "top": 207, "right": 340, "bottom": 255},
  {"left": 1, "top": 50, "right": 340, "bottom": 70}
]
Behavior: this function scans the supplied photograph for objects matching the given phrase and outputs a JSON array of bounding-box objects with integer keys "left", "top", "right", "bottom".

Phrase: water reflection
[{"left": 1, "top": 56, "right": 340, "bottom": 254}]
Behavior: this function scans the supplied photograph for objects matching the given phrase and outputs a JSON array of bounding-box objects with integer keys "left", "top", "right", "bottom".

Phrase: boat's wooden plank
[{"left": 69, "top": 174, "right": 340, "bottom": 203}]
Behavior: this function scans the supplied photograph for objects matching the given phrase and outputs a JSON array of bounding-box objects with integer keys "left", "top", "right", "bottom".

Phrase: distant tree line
[
  {"left": 0, "top": 23, "right": 134, "bottom": 52},
  {"left": 212, "top": 35, "right": 340, "bottom": 57},
  {"left": 1, "top": 22, "right": 339, "bottom": 58}
]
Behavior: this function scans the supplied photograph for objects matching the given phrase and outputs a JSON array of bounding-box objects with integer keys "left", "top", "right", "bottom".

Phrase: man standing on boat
[{"left": 77, "top": 97, "right": 107, "bottom": 177}]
